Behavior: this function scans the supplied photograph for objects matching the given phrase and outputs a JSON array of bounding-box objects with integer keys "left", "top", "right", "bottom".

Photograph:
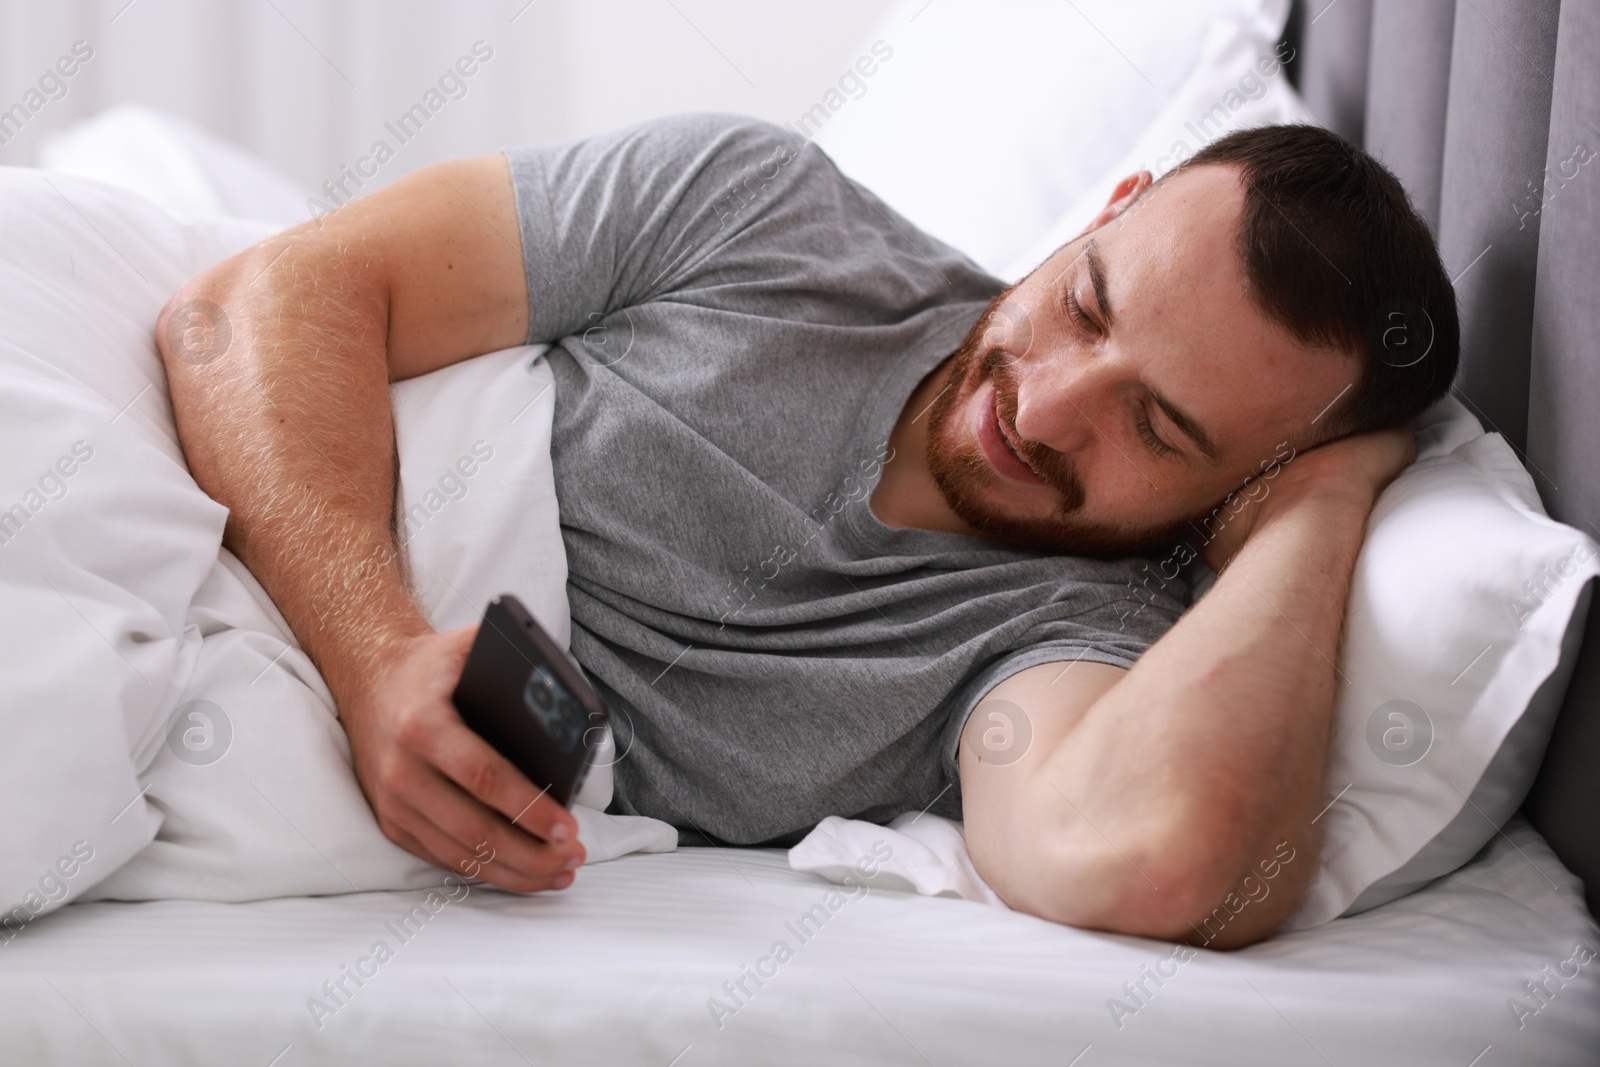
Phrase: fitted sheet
[{"left": 2, "top": 819, "right": 1596, "bottom": 1066}]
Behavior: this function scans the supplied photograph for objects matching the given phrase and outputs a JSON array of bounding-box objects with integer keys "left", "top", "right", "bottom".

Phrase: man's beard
[{"left": 923, "top": 290, "right": 1198, "bottom": 558}]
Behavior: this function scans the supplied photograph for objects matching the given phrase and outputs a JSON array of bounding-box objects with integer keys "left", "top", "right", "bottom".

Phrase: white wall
[{"left": 0, "top": 0, "right": 895, "bottom": 194}]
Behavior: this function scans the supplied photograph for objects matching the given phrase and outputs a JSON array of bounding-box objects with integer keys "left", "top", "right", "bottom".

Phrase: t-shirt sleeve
[
  {"left": 939, "top": 564, "right": 1189, "bottom": 785},
  {"left": 502, "top": 113, "right": 809, "bottom": 345}
]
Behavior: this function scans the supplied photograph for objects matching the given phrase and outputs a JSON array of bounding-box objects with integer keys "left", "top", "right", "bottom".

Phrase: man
[{"left": 158, "top": 114, "right": 1456, "bottom": 949}]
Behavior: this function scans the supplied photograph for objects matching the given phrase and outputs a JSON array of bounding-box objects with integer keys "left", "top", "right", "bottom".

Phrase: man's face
[{"left": 923, "top": 164, "right": 1360, "bottom": 556}]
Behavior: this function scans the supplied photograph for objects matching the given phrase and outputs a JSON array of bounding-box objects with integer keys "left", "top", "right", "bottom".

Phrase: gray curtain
[
  {"left": 1296, "top": 0, "right": 1600, "bottom": 912},
  {"left": 1522, "top": 0, "right": 1600, "bottom": 913}
]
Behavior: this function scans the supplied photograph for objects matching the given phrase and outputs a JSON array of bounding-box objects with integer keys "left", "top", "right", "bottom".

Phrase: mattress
[{"left": 2, "top": 819, "right": 1596, "bottom": 1066}]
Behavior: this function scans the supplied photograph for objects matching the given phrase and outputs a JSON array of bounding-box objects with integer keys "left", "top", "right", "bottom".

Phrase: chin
[
  {"left": 927, "top": 408, "right": 1189, "bottom": 558},
  {"left": 966, "top": 497, "right": 1186, "bottom": 558}
]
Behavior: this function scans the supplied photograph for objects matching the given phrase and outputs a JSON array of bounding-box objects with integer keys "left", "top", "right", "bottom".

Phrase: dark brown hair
[{"left": 1168, "top": 124, "right": 1459, "bottom": 442}]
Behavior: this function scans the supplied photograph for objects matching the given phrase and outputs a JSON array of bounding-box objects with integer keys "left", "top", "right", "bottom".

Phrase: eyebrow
[
  {"left": 1149, "top": 388, "right": 1222, "bottom": 464},
  {"left": 1083, "top": 239, "right": 1222, "bottom": 465},
  {"left": 1084, "top": 240, "right": 1114, "bottom": 330}
]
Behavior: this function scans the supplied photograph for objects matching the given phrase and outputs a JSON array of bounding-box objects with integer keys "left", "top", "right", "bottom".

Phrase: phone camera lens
[
  {"left": 523, "top": 667, "right": 556, "bottom": 712},
  {"left": 521, "top": 667, "right": 587, "bottom": 752}
]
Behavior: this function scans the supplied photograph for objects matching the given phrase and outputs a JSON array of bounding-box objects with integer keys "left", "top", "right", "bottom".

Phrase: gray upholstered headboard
[{"left": 1283, "top": 0, "right": 1600, "bottom": 912}]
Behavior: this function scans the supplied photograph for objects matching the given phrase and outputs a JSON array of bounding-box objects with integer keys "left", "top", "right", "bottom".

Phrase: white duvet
[
  {"left": 0, "top": 169, "right": 673, "bottom": 931},
  {"left": 82, "top": 338, "right": 677, "bottom": 906}
]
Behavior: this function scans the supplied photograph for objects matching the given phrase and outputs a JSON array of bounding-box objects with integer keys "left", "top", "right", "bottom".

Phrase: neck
[{"left": 869, "top": 353, "right": 979, "bottom": 535}]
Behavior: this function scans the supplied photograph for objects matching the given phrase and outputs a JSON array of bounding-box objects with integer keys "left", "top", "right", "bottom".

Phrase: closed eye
[
  {"left": 1062, "top": 286, "right": 1100, "bottom": 336},
  {"left": 1136, "top": 403, "right": 1176, "bottom": 457}
]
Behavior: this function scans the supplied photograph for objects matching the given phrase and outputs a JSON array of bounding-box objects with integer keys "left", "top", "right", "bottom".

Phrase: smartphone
[{"left": 451, "top": 594, "right": 607, "bottom": 808}]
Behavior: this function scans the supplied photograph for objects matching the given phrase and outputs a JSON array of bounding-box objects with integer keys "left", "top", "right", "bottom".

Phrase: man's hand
[
  {"left": 345, "top": 625, "right": 584, "bottom": 891},
  {"left": 1202, "top": 425, "right": 1416, "bottom": 571}
]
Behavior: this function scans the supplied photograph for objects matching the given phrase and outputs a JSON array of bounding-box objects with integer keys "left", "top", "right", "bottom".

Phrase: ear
[{"left": 1082, "top": 171, "right": 1154, "bottom": 234}]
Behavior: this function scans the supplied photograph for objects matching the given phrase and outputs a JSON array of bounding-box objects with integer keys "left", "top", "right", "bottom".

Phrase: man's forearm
[
  {"left": 160, "top": 157, "right": 528, "bottom": 713},
  {"left": 158, "top": 227, "right": 427, "bottom": 708},
  {"left": 974, "top": 481, "right": 1374, "bottom": 943},
  {"left": 1069, "top": 485, "right": 1364, "bottom": 933}
]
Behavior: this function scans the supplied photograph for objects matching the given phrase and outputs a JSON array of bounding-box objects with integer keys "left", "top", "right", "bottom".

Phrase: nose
[{"left": 1012, "top": 345, "right": 1115, "bottom": 455}]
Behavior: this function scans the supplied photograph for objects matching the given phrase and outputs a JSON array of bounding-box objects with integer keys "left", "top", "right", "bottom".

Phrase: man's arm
[
  {"left": 959, "top": 429, "right": 1414, "bottom": 948},
  {"left": 157, "top": 155, "right": 586, "bottom": 891}
]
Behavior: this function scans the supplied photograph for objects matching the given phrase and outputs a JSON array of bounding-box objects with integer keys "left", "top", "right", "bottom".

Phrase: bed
[
  {"left": 1, "top": 820, "right": 1594, "bottom": 1066},
  {"left": 4, "top": 0, "right": 1600, "bottom": 1063}
]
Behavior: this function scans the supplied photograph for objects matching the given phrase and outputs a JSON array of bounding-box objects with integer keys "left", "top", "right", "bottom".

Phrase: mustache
[{"left": 981, "top": 348, "right": 1085, "bottom": 512}]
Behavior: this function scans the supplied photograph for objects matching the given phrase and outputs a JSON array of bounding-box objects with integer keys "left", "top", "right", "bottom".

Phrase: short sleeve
[
  {"left": 502, "top": 113, "right": 809, "bottom": 344},
  {"left": 939, "top": 566, "right": 1187, "bottom": 787}
]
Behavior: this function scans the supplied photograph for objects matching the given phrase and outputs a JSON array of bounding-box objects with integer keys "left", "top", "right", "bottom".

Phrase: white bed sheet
[{"left": 2, "top": 820, "right": 1595, "bottom": 1066}]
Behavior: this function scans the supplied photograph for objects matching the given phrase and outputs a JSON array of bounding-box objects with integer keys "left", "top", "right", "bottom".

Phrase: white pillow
[
  {"left": 999, "top": 5, "right": 1312, "bottom": 280},
  {"left": 40, "top": 104, "right": 311, "bottom": 226},
  {"left": 1282, "top": 397, "right": 1598, "bottom": 927},
  {"left": 1180, "top": 396, "right": 1594, "bottom": 926},
  {"left": 391, "top": 347, "right": 572, "bottom": 646},
  {"left": 1343, "top": 578, "right": 1592, "bottom": 913},
  {"left": 813, "top": 0, "right": 1294, "bottom": 278}
]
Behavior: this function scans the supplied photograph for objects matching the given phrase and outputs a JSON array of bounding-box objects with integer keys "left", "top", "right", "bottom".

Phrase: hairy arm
[
  {"left": 157, "top": 155, "right": 585, "bottom": 890},
  {"left": 959, "top": 430, "right": 1413, "bottom": 948}
]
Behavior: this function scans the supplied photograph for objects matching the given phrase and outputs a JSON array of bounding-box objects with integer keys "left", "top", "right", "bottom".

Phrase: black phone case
[{"left": 451, "top": 594, "right": 608, "bottom": 808}]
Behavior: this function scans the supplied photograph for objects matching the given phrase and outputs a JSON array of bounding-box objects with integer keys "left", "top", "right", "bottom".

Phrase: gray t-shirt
[{"left": 504, "top": 114, "right": 1185, "bottom": 845}]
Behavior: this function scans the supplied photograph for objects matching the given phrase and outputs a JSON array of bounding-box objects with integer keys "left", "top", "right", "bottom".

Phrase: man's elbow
[
  {"left": 154, "top": 264, "right": 242, "bottom": 374},
  {"left": 1002, "top": 816, "right": 1314, "bottom": 950}
]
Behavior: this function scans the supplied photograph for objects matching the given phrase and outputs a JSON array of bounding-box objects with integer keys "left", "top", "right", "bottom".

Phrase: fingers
[
  {"left": 390, "top": 791, "right": 581, "bottom": 893},
  {"left": 377, "top": 805, "right": 490, "bottom": 884},
  {"left": 429, "top": 621, "right": 578, "bottom": 844},
  {"left": 423, "top": 710, "right": 580, "bottom": 846},
  {"left": 392, "top": 759, "right": 584, "bottom": 892},
  {"left": 349, "top": 623, "right": 589, "bottom": 895},
  {"left": 1356, "top": 426, "right": 1417, "bottom": 490},
  {"left": 1393, "top": 425, "right": 1418, "bottom": 467}
]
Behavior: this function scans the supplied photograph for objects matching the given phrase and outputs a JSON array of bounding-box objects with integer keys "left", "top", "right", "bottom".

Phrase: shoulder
[
  {"left": 623, "top": 112, "right": 822, "bottom": 200},
  {"left": 502, "top": 112, "right": 842, "bottom": 237},
  {"left": 506, "top": 112, "right": 811, "bottom": 185},
  {"left": 621, "top": 111, "right": 799, "bottom": 150},
  {"left": 503, "top": 112, "right": 996, "bottom": 310}
]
